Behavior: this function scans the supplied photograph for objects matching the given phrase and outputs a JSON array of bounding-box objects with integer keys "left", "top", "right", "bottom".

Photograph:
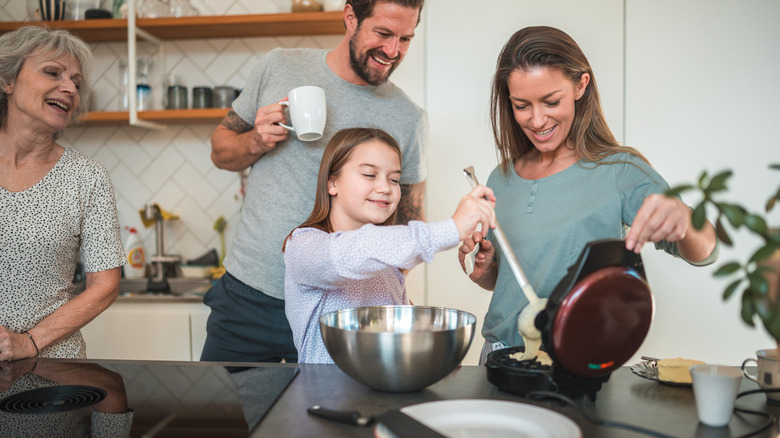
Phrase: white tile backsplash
[{"left": 0, "top": 0, "right": 342, "bottom": 263}]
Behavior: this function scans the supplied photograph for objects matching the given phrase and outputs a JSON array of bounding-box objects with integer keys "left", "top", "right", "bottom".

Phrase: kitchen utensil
[
  {"left": 307, "top": 405, "right": 447, "bottom": 437},
  {"left": 537, "top": 239, "right": 652, "bottom": 378},
  {"left": 213, "top": 86, "right": 236, "bottom": 108},
  {"left": 742, "top": 349, "right": 780, "bottom": 403},
  {"left": 84, "top": 9, "right": 111, "bottom": 18},
  {"left": 292, "top": 0, "right": 323, "bottom": 12},
  {"left": 278, "top": 85, "right": 326, "bottom": 141},
  {"left": 166, "top": 85, "right": 188, "bottom": 109},
  {"left": 690, "top": 364, "right": 742, "bottom": 427},
  {"left": 136, "top": 58, "right": 153, "bottom": 111},
  {"left": 462, "top": 166, "right": 546, "bottom": 360},
  {"left": 192, "top": 86, "right": 213, "bottom": 109},
  {"left": 39, "top": 0, "right": 66, "bottom": 20},
  {"left": 117, "top": 59, "right": 129, "bottom": 111},
  {"left": 65, "top": 0, "right": 99, "bottom": 20},
  {"left": 383, "top": 399, "right": 582, "bottom": 438},
  {"left": 486, "top": 239, "right": 653, "bottom": 400},
  {"left": 319, "top": 305, "right": 475, "bottom": 392}
]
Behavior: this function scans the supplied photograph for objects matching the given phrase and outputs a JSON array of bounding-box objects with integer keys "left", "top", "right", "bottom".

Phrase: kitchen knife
[{"left": 307, "top": 405, "right": 447, "bottom": 437}]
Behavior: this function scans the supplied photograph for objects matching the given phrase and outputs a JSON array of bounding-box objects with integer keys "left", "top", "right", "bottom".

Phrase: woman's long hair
[
  {"left": 283, "top": 127, "right": 402, "bottom": 251},
  {"left": 490, "top": 26, "right": 647, "bottom": 175}
]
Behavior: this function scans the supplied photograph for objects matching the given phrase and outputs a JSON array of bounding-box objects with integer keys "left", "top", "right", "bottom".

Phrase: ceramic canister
[{"left": 40, "top": 0, "right": 66, "bottom": 20}]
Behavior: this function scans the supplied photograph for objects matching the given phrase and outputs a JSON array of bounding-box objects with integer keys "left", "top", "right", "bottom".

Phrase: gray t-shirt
[
  {"left": 227, "top": 48, "right": 428, "bottom": 299},
  {"left": 482, "top": 153, "right": 718, "bottom": 346}
]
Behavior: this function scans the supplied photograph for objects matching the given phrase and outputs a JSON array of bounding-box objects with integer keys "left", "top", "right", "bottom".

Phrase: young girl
[{"left": 283, "top": 127, "right": 496, "bottom": 364}]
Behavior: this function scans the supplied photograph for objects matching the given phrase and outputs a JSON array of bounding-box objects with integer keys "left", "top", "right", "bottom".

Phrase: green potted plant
[{"left": 667, "top": 164, "right": 780, "bottom": 339}]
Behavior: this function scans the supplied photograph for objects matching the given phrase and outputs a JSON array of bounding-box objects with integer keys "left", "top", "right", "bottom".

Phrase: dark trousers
[{"left": 200, "top": 271, "right": 298, "bottom": 363}]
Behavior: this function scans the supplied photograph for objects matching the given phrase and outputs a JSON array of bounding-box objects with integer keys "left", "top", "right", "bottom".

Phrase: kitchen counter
[
  {"left": 255, "top": 364, "right": 774, "bottom": 437},
  {"left": 3, "top": 359, "right": 773, "bottom": 437}
]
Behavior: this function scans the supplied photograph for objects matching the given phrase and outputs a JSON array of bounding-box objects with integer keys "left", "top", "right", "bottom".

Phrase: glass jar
[
  {"left": 136, "top": 58, "right": 153, "bottom": 111},
  {"left": 112, "top": 0, "right": 125, "bottom": 18},
  {"left": 118, "top": 59, "right": 129, "bottom": 110}
]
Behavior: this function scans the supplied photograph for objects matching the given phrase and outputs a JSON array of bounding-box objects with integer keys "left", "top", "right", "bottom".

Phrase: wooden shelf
[
  {"left": 79, "top": 108, "right": 230, "bottom": 126},
  {"left": 0, "top": 11, "right": 344, "bottom": 42},
  {"left": 1, "top": 11, "right": 343, "bottom": 127}
]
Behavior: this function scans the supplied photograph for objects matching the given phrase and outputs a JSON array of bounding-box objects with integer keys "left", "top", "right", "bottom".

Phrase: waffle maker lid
[{"left": 537, "top": 239, "right": 654, "bottom": 378}]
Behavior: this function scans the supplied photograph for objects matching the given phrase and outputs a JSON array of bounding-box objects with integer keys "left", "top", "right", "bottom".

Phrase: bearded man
[{"left": 202, "top": 0, "right": 427, "bottom": 363}]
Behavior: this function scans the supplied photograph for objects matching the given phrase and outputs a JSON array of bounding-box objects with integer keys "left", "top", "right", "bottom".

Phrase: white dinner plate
[{"left": 380, "top": 399, "right": 582, "bottom": 438}]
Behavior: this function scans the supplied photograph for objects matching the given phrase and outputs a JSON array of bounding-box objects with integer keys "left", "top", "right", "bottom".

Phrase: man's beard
[{"left": 349, "top": 35, "right": 400, "bottom": 86}]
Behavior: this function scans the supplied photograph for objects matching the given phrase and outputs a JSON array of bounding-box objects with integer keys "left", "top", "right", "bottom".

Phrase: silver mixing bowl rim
[{"left": 319, "top": 305, "right": 477, "bottom": 332}]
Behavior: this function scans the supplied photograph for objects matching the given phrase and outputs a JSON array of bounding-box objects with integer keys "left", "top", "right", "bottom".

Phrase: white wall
[
  {"left": 624, "top": 0, "right": 779, "bottom": 364},
  {"left": 422, "top": 0, "right": 778, "bottom": 366}
]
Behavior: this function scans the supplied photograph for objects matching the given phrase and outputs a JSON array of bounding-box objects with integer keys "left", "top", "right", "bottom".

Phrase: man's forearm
[{"left": 211, "top": 111, "right": 263, "bottom": 171}]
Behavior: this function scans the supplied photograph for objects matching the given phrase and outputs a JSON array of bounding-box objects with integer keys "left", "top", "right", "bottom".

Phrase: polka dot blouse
[
  {"left": 283, "top": 220, "right": 459, "bottom": 364},
  {"left": 0, "top": 148, "right": 125, "bottom": 359}
]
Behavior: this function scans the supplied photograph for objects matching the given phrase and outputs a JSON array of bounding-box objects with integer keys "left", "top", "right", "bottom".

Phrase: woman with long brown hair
[{"left": 459, "top": 26, "right": 719, "bottom": 364}]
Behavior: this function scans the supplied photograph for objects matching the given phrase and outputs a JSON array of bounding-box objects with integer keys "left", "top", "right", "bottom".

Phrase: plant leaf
[
  {"left": 747, "top": 271, "right": 770, "bottom": 295},
  {"left": 714, "top": 217, "right": 733, "bottom": 246},
  {"left": 697, "top": 171, "right": 709, "bottom": 189},
  {"left": 722, "top": 278, "right": 743, "bottom": 300},
  {"left": 666, "top": 185, "right": 694, "bottom": 197},
  {"left": 705, "top": 170, "right": 732, "bottom": 193},
  {"left": 744, "top": 214, "right": 769, "bottom": 236},
  {"left": 741, "top": 290, "right": 757, "bottom": 327},
  {"left": 767, "top": 185, "right": 780, "bottom": 212},
  {"left": 713, "top": 262, "right": 741, "bottom": 277},
  {"left": 750, "top": 243, "right": 780, "bottom": 265},
  {"left": 717, "top": 202, "right": 745, "bottom": 228},
  {"left": 691, "top": 203, "right": 707, "bottom": 230}
]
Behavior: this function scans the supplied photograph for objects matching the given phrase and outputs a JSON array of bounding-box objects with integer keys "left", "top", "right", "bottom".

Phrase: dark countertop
[
  {"left": 4, "top": 358, "right": 771, "bottom": 437},
  {"left": 253, "top": 364, "right": 775, "bottom": 437}
]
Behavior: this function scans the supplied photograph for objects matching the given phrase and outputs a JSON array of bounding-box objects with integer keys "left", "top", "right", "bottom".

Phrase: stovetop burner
[{"left": 0, "top": 385, "right": 107, "bottom": 415}]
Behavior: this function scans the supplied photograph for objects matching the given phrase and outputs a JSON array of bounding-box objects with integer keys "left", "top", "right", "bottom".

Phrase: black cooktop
[{"left": 0, "top": 358, "right": 299, "bottom": 437}]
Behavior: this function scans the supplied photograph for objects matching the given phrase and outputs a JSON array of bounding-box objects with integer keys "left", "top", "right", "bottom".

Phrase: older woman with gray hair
[{"left": 0, "top": 26, "right": 124, "bottom": 360}]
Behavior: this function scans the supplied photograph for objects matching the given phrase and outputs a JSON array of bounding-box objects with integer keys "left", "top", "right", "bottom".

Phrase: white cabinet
[{"left": 81, "top": 300, "right": 209, "bottom": 361}]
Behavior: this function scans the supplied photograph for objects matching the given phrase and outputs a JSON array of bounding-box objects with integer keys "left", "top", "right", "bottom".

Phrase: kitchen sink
[
  {"left": 73, "top": 278, "right": 214, "bottom": 298},
  {"left": 119, "top": 278, "right": 213, "bottom": 296}
]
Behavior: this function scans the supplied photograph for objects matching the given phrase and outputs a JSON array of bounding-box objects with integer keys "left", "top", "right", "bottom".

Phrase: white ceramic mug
[
  {"left": 279, "top": 86, "right": 326, "bottom": 142},
  {"left": 690, "top": 364, "right": 742, "bottom": 427},
  {"left": 742, "top": 348, "right": 780, "bottom": 403}
]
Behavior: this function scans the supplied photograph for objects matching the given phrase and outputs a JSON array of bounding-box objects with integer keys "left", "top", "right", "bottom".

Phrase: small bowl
[
  {"left": 320, "top": 305, "right": 476, "bottom": 392},
  {"left": 178, "top": 265, "right": 212, "bottom": 279}
]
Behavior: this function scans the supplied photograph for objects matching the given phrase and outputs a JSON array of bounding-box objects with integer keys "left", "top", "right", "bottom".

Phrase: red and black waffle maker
[{"left": 485, "top": 239, "right": 654, "bottom": 400}]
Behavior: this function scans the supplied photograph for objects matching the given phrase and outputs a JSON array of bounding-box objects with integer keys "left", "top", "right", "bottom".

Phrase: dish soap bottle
[{"left": 124, "top": 226, "right": 146, "bottom": 278}]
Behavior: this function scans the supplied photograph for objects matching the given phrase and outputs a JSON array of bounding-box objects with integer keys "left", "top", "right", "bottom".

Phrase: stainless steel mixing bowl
[{"left": 319, "top": 305, "right": 477, "bottom": 392}]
